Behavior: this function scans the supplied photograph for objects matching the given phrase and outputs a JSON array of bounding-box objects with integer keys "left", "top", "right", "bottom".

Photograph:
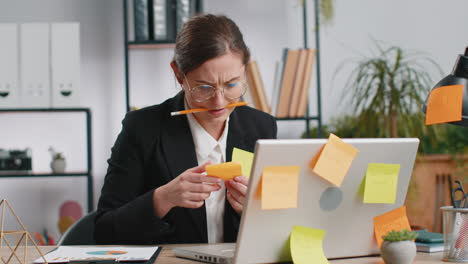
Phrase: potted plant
[
  {"left": 48, "top": 147, "right": 66, "bottom": 174},
  {"left": 380, "top": 229, "right": 418, "bottom": 264},
  {"left": 334, "top": 43, "right": 443, "bottom": 139}
]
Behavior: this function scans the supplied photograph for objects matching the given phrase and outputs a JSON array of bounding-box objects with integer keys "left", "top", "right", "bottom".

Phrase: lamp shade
[{"left": 423, "top": 47, "right": 468, "bottom": 126}]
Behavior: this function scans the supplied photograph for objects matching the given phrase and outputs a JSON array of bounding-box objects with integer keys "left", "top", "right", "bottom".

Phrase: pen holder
[{"left": 441, "top": 206, "right": 468, "bottom": 262}]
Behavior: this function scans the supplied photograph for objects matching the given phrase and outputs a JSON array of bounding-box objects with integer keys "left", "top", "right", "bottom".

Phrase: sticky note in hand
[{"left": 206, "top": 162, "right": 242, "bottom": 181}]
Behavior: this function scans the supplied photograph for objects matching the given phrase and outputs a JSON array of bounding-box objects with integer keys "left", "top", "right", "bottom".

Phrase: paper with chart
[{"left": 34, "top": 246, "right": 159, "bottom": 263}]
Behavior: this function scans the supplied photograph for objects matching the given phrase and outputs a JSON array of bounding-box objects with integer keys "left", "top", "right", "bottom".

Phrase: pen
[{"left": 170, "top": 102, "right": 248, "bottom": 116}]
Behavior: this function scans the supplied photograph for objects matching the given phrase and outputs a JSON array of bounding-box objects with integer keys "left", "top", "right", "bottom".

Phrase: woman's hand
[
  {"left": 226, "top": 176, "right": 249, "bottom": 215},
  {"left": 153, "top": 162, "right": 222, "bottom": 218}
]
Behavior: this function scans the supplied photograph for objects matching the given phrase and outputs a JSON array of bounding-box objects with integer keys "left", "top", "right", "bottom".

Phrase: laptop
[{"left": 174, "top": 138, "right": 420, "bottom": 264}]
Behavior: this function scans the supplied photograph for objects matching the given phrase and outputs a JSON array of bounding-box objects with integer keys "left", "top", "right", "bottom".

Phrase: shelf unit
[
  {"left": 123, "top": 0, "right": 203, "bottom": 112},
  {"left": 276, "top": 0, "right": 323, "bottom": 137},
  {"left": 122, "top": 0, "right": 322, "bottom": 137},
  {"left": 0, "top": 108, "right": 94, "bottom": 212}
]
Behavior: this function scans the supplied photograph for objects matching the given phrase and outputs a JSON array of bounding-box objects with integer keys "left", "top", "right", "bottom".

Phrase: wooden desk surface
[{"left": 2, "top": 245, "right": 445, "bottom": 264}]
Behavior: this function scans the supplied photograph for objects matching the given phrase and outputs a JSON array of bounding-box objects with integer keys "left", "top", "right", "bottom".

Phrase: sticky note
[
  {"left": 374, "top": 206, "right": 411, "bottom": 247},
  {"left": 232, "top": 147, "right": 254, "bottom": 178},
  {"left": 311, "top": 133, "right": 359, "bottom": 186},
  {"left": 262, "top": 166, "right": 300, "bottom": 210},
  {"left": 363, "top": 163, "right": 400, "bottom": 204},
  {"left": 425, "top": 84, "right": 464, "bottom": 125},
  {"left": 205, "top": 162, "right": 242, "bottom": 181},
  {"left": 290, "top": 225, "right": 329, "bottom": 264}
]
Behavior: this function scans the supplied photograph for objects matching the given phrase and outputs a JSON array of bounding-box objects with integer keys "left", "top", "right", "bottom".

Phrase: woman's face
[{"left": 182, "top": 51, "right": 246, "bottom": 128}]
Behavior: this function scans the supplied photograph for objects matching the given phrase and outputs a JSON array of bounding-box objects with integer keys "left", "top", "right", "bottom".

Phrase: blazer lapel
[
  {"left": 226, "top": 108, "right": 250, "bottom": 162},
  {"left": 161, "top": 92, "right": 208, "bottom": 242}
]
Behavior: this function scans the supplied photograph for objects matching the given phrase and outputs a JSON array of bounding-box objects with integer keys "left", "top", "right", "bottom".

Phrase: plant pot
[
  {"left": 51, "top": 158, "right": 66, "bottom": 174},
  {"left": 381, "top": 240, "right": 416, "bottom": 264}
]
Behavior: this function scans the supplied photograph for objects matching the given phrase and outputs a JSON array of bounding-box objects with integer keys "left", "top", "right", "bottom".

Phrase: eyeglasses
[{"left": 184, "top": 75, "right": 248, "bottom": 103}]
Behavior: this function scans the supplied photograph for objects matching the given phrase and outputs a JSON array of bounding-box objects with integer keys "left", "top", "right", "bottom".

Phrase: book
[
  {"left": 276, "top": 49, "right": 300, "bottom": 118},
  {"left": 288, "top": 49, "right": 307, "bottom": 117},
  {"left": 294, "top": 49, "right": 316, "bottom": 118},
  {"left": 246, "top": 61, "right": 261, "bottom": 110},
  {"left": 270, "top": 60, "right": 284, "bottom": 116},
  {"left": 415, "top": 229, "right": 444, "bottom": 243},
  {"left": 246, "top": 61, "right": 270, "bottom": 113},
  {"left": 251, "top": 61, "right": 270, "bottom": 113},
  {"left": 416, "top": 242, "right": 444, "bottom": 253}
]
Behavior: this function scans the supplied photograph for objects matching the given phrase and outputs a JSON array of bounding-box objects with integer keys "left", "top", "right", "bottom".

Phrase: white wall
[
  {"left": 0, "top": 0, "right": 467, "bottom": 242},
  {"left": 0, "top": 0, "right": 122, "bottom": 241}
]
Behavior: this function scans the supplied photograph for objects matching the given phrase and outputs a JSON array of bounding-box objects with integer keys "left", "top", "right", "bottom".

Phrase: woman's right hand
[{"left": 153, "top": 162, "right": 222, "bottom": 218}]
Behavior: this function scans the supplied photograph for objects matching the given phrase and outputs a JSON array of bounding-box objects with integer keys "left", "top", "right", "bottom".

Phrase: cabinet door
[
  {"left": 0, "top": 24, "right": 20, "bottom": 108},
  {"left": 51, "top": 23, "right": 81, "bottom": 108},
  {"left": 20, "top": 23, "right": 50, "bottom": 108}
]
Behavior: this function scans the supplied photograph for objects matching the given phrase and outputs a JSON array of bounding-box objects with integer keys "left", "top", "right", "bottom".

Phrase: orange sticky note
[
  {"left": 425, "top": 84, "right": 464, "bottom": 125},
  {"left": 373, "top": 206, "right": 411, "bottom": 247},
  {"left": 206, "top": 162, "right": 242, "bottom": 181},
  {"left": 311, "top": 134, "right": 359, "bottom": 186},
  {"left": 261, "top": 166, "right": 300, "bottom": 210}
]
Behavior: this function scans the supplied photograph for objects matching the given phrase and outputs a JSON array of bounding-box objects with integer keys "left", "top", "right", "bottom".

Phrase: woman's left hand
[{"left": 226, "top": 176, "right": 248, "bottom": 215}]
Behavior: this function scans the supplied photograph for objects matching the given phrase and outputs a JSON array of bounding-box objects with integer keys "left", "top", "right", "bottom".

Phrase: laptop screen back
[{"left": 234, "top": 138, "right": 419, "bottom": 264}]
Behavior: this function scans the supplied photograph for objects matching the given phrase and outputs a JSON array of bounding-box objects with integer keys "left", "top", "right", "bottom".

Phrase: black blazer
[{"left": 94, "top": 92, "right": 277, "bottom": 245}]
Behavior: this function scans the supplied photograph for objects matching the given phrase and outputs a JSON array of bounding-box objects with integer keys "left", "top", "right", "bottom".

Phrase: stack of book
[
  {"left": 415, "top": 229, "right": 444, "bottom": 253},
  {"left": 244, "top": 48, "right": 316, "bottom": 117}
]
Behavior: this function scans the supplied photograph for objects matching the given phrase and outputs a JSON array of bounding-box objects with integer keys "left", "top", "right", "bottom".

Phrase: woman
[{"left": 94, "top": 14, "right": 277, "bottom": 245}]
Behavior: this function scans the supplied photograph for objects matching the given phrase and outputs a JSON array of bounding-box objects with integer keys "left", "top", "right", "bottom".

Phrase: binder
[
  {"left": 50, "top": 23, "right": 81, "bottom": 108},
  {"left": 20, "top": 23, "right": 50, "bottom": 108},
  {"left": 133, "top": 0, "right": 150, "bottom": 41},
  {"left": 0, "top": 24, "right": 20, "bottom": 108},
  {"left": 165, "top": 0, "right": 177, "bottom": 41},
  {"left": 150, "top": 0, "right": 168, "bottom": 41},
  {"left": 176, "top": 0, "right": 193, "bottom": 33}
]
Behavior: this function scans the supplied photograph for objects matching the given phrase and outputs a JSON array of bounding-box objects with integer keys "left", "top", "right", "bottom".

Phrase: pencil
[{"left": 171, "top": 102, "right": 248, "bottom": 116}]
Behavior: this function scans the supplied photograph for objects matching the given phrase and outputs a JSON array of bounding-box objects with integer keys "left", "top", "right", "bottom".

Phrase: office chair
[{"left": 57, "top": 211, "right": 97, "bottom": 245}]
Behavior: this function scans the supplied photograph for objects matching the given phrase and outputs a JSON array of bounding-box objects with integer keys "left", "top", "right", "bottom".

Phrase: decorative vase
[
  {"left": 51, "top": 158, "right": 66, "bottom": 173},
  {"left": 381, "top": 240, "right": 416, "bottom": 264}
]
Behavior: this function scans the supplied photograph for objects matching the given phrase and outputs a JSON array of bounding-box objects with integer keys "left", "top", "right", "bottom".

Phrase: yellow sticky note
[
  {"left": 232, "top": 148, "right": 254, "bottom": 178},
  {"left": 312, "top": 133, "right": 359, "bottom": 186},
  {"left": 206, "top": 162, "right": 242, "bottom": 181},
  {"left": 425, "top": 84, "right": 464, "bottom": 125},
  {"left": 363, "top": 163, "right": 400, "bottom": 204},
  {"left": 290, "top": 225, "right": 329, "bottom": 264},
  {"left": 374, "top": 206, "right": 411, "bottom": 247},
  {"left": 262, "top": 166, "right": 300, "bottom": 210}
]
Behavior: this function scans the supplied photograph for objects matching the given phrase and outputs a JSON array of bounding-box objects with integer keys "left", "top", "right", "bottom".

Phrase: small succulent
[
  {"left": 382, "top": 229, "right": 418, "bottom": 242},
  {"left": 48, "top": 147, "right": 65, "bottom": 160}
]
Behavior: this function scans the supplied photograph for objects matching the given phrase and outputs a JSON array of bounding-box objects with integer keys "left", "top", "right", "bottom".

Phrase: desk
[{"left": 2, "top": 246, "right": 445, "bottom": 264}]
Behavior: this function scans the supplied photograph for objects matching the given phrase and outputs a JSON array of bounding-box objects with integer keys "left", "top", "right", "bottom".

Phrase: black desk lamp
[{"left": 423, "top": 47, "right": 468, "bottom": 126}]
